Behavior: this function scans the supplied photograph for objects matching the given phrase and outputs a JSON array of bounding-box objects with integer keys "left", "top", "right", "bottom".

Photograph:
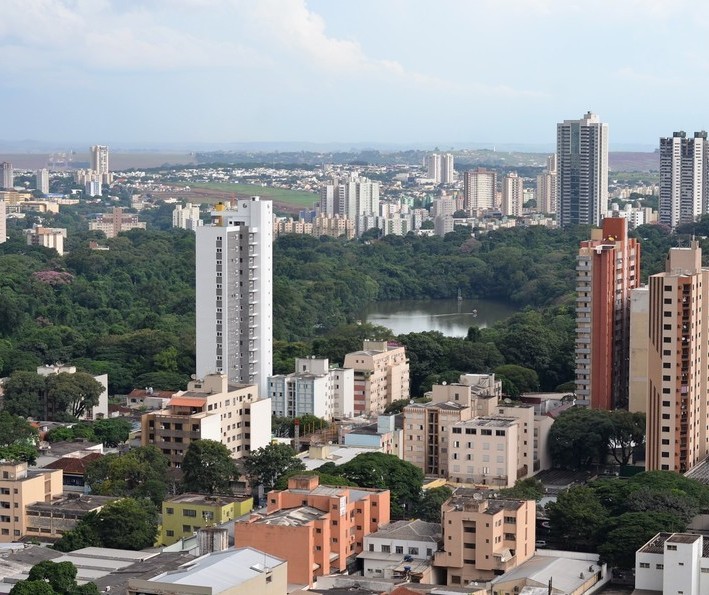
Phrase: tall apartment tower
[
  {"left": 0, "top": 201, "right": 6, "bottom": 244},
  {"left": 575, "top": 217, "right": 640, "bottom": 409},
  {"left": 338, "top": 175, "right": 379, "bottom": 236},
  {"left": 1, "top": 162, "right": 13, "bottom": 190},
  {"left": 425, "top": 154, "right": 442, "bottom": 183},
  {"left": 556, "top": 112, "right": 608, "bottom": 227},
  {"left": 644, "top": 242, "right": 709, "bottom": 473},
  {"left": 36, "top": 168, "right": 49, "bottom": 194},
  {"left": 501, "top": 172, "right": 524, "bottom": 217},
  {"left": 463, "top": 168, "right": 496, "bottom": 214},
  {"left": 195, "top": 198, "right": 273, "bottom": 397},
  {"left": 441, "top": 153, "right": 455, "bottom": 184},
  {"left": 536, "top": 154, "right": 557, "bottom": 214},
  {"left": 90, "top": 145, "right": 111, "bottom": 185},
  {"left": 659, "top": 131, "right": 708, "bottom": 229}
]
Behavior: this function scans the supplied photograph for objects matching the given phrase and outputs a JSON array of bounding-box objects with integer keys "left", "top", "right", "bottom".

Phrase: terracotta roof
[
  {"left": 168, "top": 396, "right": 207, "bottom": 408},
  {"left": 128, "top": 389, "right": 175, "bottom": 399},
  {"left": 45, "top": 453, "right": 102, "bottom": 474}
]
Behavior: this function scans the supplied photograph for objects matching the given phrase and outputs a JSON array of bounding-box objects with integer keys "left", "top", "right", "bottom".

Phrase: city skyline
[{"left": 2, "top": 1, "right": 709, "bottom": 147}]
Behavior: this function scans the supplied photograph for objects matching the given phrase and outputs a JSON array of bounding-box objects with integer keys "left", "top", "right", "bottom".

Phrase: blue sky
[{"left": 1, "top": 0, "right": 707, "bottom": 148}]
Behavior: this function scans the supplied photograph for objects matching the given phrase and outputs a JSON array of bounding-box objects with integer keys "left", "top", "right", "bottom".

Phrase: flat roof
[
  {"left": 454, "top": 416, "right": 517, "bottom": 428},
  {"left": 490, "top": 553, "right": 602, "bottom": 594},
  {"left": 27, "top": 494, "right": 118, "bottom": 513},
  {"left": 250, "top": 505, "right": 326, "bottom": 527},
  {"left": 369, "top": 519, "right": 441, "bottom": 543},
  {"left": 165, "top": 493, "right": 251, "bottom": 506}
]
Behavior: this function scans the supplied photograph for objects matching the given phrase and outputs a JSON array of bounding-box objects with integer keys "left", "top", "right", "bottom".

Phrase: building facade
[
  {"left": 36, "top": 168, "right": 49, "bottom": 194},
  {"left": 575, "top": 217, "right": 640, "bottom": 409},
  {"left": 88, "top": 207, "right": 146, "bottom": 238},
  {"left": 659, "top": 131, "right": 708, "bottom": 229},
  {"left": 643, "top": 242, "right": 709, "bottom": 473},
  {"left": 343, "top": 340, "right": 409, "bottom": 416},
  {"left": 441, "top": 153, "right": 455, "bottom": 184},
  {"left": 195, "top": 199, "right": 273, "bottom": 397},
  {"left": 535, "top": 154, "right": 557, "bottom": 214},
  {"left": 90, "top": 145, "right": 111, "bottom": 185},
  {"left": 464, "top": 168, "right": 496, "bottom": 214},
  {"left": 172, "top": 203, "right": 202, "bottom": 230},
  {"left": 25, "top": 225, "right": 67, "bottom": 255},
  {"left": 1, "top": 162, "right": 13, "bottom": 190},
  {"left": 501, "top": 172, "right": 524, "bottom": 217},
  {"left": 556, "top": 112, "right": 608, "bottom": 227},
  {"left": 425, "top": 154, "right": 442, "bottom": 183}
]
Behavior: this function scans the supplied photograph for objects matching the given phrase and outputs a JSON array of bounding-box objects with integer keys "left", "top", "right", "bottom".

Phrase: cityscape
[{"left": 3, "top": 1, "right": 709, "bottom": 595}]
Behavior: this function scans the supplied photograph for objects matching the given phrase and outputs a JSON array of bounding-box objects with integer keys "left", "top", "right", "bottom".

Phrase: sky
[{"left": 2, "top": 0, "right": 709, "bottom": 149}]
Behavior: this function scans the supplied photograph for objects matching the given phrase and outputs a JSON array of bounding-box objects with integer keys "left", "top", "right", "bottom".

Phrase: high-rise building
[
  {"left": 1, "top": 162, "right": 13, "bottom": 190},
  {"left": 90, "top": 145, "right": 111, "bottom": 185},
  {"left": 0, "top": 201, "right": 6, "bottom": 244},
  {"left": 195, "top": 198, "right": 273, "bottom": 397},
  {"left": 501, "top": 172, "right": 524, "bottom": 217},
  {"left": 536, "top": 154, "right": 557, "bottom": 214},
  {"left": 172, "top": 202, "right": 202, "bottom": 231},
  {"left": 575, "top": 217, "right": 640, "bottom": 409},
  {"left": 338, "top": 175, "right": 380, "bottom": 236},
  {"left": 659, "top": 131, "right": 708, "bottom": 229},
  {"left": 463, "top": 168, "right": 496, "bottom": 214},
  {"left": 36, "top": 168, "right": 49, "bottom": 194},
  {"left": 642, "top": 242, "right": 709, "bottom": 473},
  {"left": 556, "top": 112, "right": 608, "bottom": 227},
  {"left": 441, "top": 153, "right": 455, "bottom": 184},
  {"left": 425, "top": 153, "right": 442, "bottom": 182}
]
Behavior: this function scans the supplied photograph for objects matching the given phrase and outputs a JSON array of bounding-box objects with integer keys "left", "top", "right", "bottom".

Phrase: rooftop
[
  {"left": 639, "top": 532, "right": 708, "bottom": 556},
  {"left": 44, "top": 452, "right": 102, "bottom": 474},
  {"left": 490, "top": 553, "right": 602, "bottom": 594},
  {"left": 454, "top": 416, "right": 517, "bottom": 428},
  {"left": 165, "top": 493, "right": 251, "bottom": 507},
  {"left": 250, "top": 505, "right": 326, "bottom": 526},
  {"left": 368, "top": 519, "right": 441, "bottom": 543},
  {"left": 685, "top": 456, "right": 709, "bottom": 484},
  {"left": 27, "top": 494, "right": 118, "bottom": 513}
]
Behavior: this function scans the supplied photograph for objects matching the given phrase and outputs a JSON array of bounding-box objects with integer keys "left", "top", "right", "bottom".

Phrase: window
[
  {"left": 183, "top": 509, "right": 197, "bottom": 517},
  {"left": 667, "top": 544, "right": 677, "bottom": 551},
  {"left": 382, "top": 545, "right": 390, "bottom": 553},
  {"left": 639, "top": 562, "right": 650, "bottom": 568},
  {"left": 166, "top": 530, "right": 174, "bottom": 537},
  {"left": 182, "top": 525, "right": 191, "bottom": 532},
  {"left": 656, "top": 564, "right": 663, "bottom": 569},
  {"left": 408, "top": 547, "right": 419, "bottom": 555},
  {"left": 166, "top": 508, "right": 174, "bottom": 515},
  {"left": 396, "top": 546, "right": 403, "bottom": 554}
]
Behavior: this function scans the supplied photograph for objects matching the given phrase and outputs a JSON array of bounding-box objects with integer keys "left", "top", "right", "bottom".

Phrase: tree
[
  {"left": 182, "top": 440, "right": 239, "bottom": 494},
  {"left": 274, "top": 469, "right": 355, "bottom": 491},
  {"left": 10, "top": 582, "right": 55, "bottom": 595},
  {"left": 45, "top": 372, "right": 103, "bottom": 420},
  {"left": 10, "top": 560, "right": 100, "bottom": 594},
  {"left": 546, "top": 486, "right": 608, "bottom": 551},
  {"left": 53, "top": 520, "right": 101, "bottom": 552},
  {"left": 243, "top": 443, "right": 306, "bottom": 492},
  {"left": 2, "top": 371, "right": 45, "bottom": 418},
  {"left": 548, "top": 407, "right": 614, "bottom": 470},
  {"left": 93, "top": 498, "right": 158, "bottom": 550},
  {"left": 498, "top": 478, "right": 545, "bottom": 501},
  {"left": 414, "top": 486, "right": 452, "bottom": 522},
  {"left": 383, "top": 398, "right": 411, "bottom": 415},
  {"left": 92, "top": 418, "right": 131, "bottom": 447},
  {"left": 0, "top": 411, "right": 38, "bottom": 447},
  {"left": 606, "top": 410, "right": 645, "bottom": 466}
]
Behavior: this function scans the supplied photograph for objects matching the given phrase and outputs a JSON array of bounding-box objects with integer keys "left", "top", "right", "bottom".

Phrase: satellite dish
[{"left": 504, "top": 398, "right": 512, "bottom": 404}]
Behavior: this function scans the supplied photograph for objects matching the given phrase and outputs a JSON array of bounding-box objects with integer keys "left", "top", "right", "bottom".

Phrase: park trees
[
  {"left": 182, "top": 440, "right": 239, "bottom": 494},
  {"left": 243, "top": 443, "right": 306, "bottom": 492}
]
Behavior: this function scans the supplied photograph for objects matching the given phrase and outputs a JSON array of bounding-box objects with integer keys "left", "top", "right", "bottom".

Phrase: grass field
[{"left": 183, "top": 182, "right": 318, "bottom": 208}]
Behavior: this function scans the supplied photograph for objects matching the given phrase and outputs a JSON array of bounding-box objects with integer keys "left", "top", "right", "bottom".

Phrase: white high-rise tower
[
  {"left": 556, "top": 112, "right": 608, "bottom": 227},
  {"left": 425, "top": 154, "right": 442, "bottom": 183},
  {"left": 1, "top": 162, "right": 13, "bottom": 190},
  {"left": 90, "top": 145, "right": 111, "bottom": 185},
  {"left": 196, "top": 197, "right": 273, "bottom": 397}
]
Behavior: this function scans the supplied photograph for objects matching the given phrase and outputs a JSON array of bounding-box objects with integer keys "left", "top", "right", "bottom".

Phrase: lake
[{"left": 360, "top": 298, "right": 519, "bottom": 338}]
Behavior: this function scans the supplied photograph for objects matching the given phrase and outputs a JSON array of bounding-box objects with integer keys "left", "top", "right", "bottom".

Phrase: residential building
[
  {"left": 464, "top": 168, "right": 496, "bottom": 214},
  {"left": 342, "top": 414, "right": 403, "bottom": 458},
  {"left": 125, "top": 387, "right": 175, "bottom": 410},
  {"left": 642, "top": 242, "right": 709, "bottom": 473},
  {"left": 89, "top": 207, "right": 146, "bottom": 238},
  {"left": 359, "top": 519, "right": 440, "bottom": 582},
  {"left": 501, "top": 172, "right": 524, "bottom": 217},
  {"left": 234, "top": 475, "right": 390, "bottom": 587},
  {"left": 556, "top": 111, "right": 609, "bottom": 227},
  {"left": 160, "top": 493, "right": 253, "bottom": 546},
  {"left": 85, "top": 178, "right": 101, "bottom": 197},
  {"left": 44, "top": 452, "right": 103, "bottom": 492},
  {"left": 629, "top": 286, "right": 650, "bottom": 415},
  {"left": 25, "top": 494, "right": 118, "bottom": 541},
  {"left": 340, "top": 175, "right": 380, "bottom": 236},
  {"left": 195, "top": 199, "right": 273, "bottom": 397},
  {"left": 1, "top": 162, "right": 13, "bottom": 190},
  {"left": 575, "top": 217, "right": 641, "bottom": 409},
  {"left": 268, "top": 357, "right": 354, "bottom": 421},
  {"left": 172, "top": 202, "right": 202, "bottom": 230},
  {"left": 343, "top": 340, "right": 409, "bottom": 416},
  {"left": 441, "top": 153, "right": 455, "bottom": 184},
  {"left": 0, "top": 200, "right": 6, "bottom": 244},
  {"left": 127, "top": 547, "right": 288, "bottom": 595},
  {"left": 635, "top": 532, "right": 709, "bottom": 595},
  {"left": 24, "top": 225, "right": 67, "bottom": 255},
  {"left": 141, "top": 374, "right": 271, "bottom": 466},
  {"left": 425, "top": 154, "right": 442, "bottom": 183},
  {"left": 659, "top": 131, "right": 709, "bottom": 229},
  {"left": 36, "top": 168, "right": 49, "bottom": 194},
  {"left": 90, "top": 145, "right": 111, "bottom": 185},
  {"left": 273, "top": 213, "right": 356, "bottom": 240},
  {"left": 0, "top": 461, "right": 63, "bottom": 543},
  {"left": 536, "top": 154, "right": 557, "bottom": 214},
  {"left": 433, "top": 492, "right": 536, "bottom": 585}
]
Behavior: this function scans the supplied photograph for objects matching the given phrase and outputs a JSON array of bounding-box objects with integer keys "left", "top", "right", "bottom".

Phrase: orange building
[
  {"left": 575, "top": 217, "right": 640, "bottom": 409},
  {"left": 234, "top": 475, "right": 390, "bottom": 587}
]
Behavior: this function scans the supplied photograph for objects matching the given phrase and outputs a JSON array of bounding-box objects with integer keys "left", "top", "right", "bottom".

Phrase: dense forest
[{"left": 0, "top": 202, "right": 699, "bottom": 397}]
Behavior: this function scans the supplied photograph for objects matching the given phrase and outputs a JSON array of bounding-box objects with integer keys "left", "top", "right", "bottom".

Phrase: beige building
[
  {"left": 25, "top": 494, "right": 117, "bottom": 541},
  {"left": 434, "top": 492, "right": 536, "bottom": 585},
  {"left": 89, "top": 207, "right": 146, "bottom": 238},
  {"left": 535, "top": 154, "right": 557, "bottom": 215},
  {"left": 343, "top": 341, "right": 409, "bottom": 415},
  {"left": 501, "top": 172, "right": 524, "bottom": 217},
  {"left": 273, "top": 214, "right": 355, "bottom": 240},
  {"left": 637, "top": 242, "right": 709, "bottom": 473},
  {"left": 141, "top": 374, "right": 271, "bottom": 467},
  {"left": 0, "top": 462, "right": 63, "bottom": 542},
  {"left": 629, "top": 286, "right": 650, "bottom": 415},
  {"left": 24, "top": 226, "right": 67, "bottom": 255}
]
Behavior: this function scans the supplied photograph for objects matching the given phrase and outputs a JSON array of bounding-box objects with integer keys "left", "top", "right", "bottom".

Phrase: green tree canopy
[
  {"left": 546, "top": 486, "right": 608, "bottom": 551},
  {"left": 498, "top": 478, "right": 545, "bottom": 501},
  {"left": 182, "top": 439, "right": 239, "bottom": 494},
  {"left": 10, "top": 560, "right": 100, "bottom": 594},
  {"left": 414, "top": 486, "right": 452, "bottom": 523},
  {"left": 243, "top": 443, "right": 306, "bottom": 492}
]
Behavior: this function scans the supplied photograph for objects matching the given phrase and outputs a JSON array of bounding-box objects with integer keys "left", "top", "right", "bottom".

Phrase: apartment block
[
  {"left": 343, "top": 341, "right": 409, "bottom": 415},
  {"left": 464, "top": 168, "right": 496, "bottom": 214},
  {"left": 343, "top": 414, "right": 403, "bottom": 458},
  {"left": 268, "top": 357, "right": 354, "bottom": 420},
  {"left": 501, "top": 172, "right": 524, "bottom": 217},
  {"left": 25, "top": 494, "right": 117, "bottom": 541},
  {"left": 141, "top": 374, "right": 271, "bottom": 467},
  {"left": 234, "top": 475, "right": 390, "bottom": 587},
  {"left": 89, "top": 207, "right": 146, "bottom": 238},
  {"left": 0, "top": 462, "right": 63, "bottom": 543},
  {"left": 24, "top": 225, "right": 67, "bottom": 255},
  {"left": 536, "top": 154, "right": 557, "bottom": 214},
  {"left": 575, "top": 217, "right": 640, "bottom": 409},
  {"left": 172, "top": 203, "right": 202, "bottom": 231},
  {"left": 160, "top": 493, "right": 253, "bottom": 546},
  {"left": 434, "top": 492, "right": 536, "bottom": 585},
  {"left": 642, "top": 242, "right": 709, "bottom": 473}
]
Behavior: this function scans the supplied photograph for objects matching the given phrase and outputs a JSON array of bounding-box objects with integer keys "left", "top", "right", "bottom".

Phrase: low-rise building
[
  {"left": 160, "top": 493, "right": 253, "bottom": 546},
  {"left": 126, "top": 387, "right": 175, "bottom": 410},
  {"left": 44, "top": 452, "right": 102, "bottom": 492},
  {"left": 141, "top": 374, "right": 271, "bottom": 467},
  {"left": 343, "top": 341, "right": 410, "bottom": 416},
  {"left": 342, "top": 414, "right": 403, "bottom": 458},
  {"left": 89, "top": 207, "right": 146, "bottom": 238},
  {"left": 25, "top": 494, "right": 118, "bottom": 541},
  {"left": 127, "top": 547, "right": 287, "bottom": 595},
  {"left": 635, "top": 532, "right": 709, "bottom": 595},
  {"left": 433, "top": 491, "right": 536, "bottom": 585},
  {"left": 234, "top": 475, "right": 390, "bottom": 588}
]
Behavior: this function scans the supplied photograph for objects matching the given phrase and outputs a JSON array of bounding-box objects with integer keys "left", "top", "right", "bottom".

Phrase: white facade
[
  {"left": 536, "top": 155, "right": 557, "bottom": 214},
  {"left": 501, "top": 172, "right": 524, "bottom": 217},
  {"left": 90, "top": 145, "right": 111, "bottom": 185},
  {"left": 25, "top": 226, "right": 67, "bottom": 255},
  {"left": 464, "top": 169, "right": 496, "bottom": 213},
  {"left": 339, "top": 175, "right": 380, "bottom": 236},
  {"left": 36, "top": 168, "right": 49, "bottom": 194},
  {"left": 557, "top": 112, "right": 608, "bottom": 227},
  {"left": 441, "top": 153, "right": 455, "bottom": 184},
  {"left": 0, "top": 200, "right": 6, "bottom": 244},
  {"left": 268, "top": 357, "right": 354, "bottom": 420},
  {"left": 1, "top": 162, "right": 13, "bottom": 190},
  {"left": 195, "top": 198, "right": 273, "bottom": 398},
  {"left": 635, "top": 533, "right": 709, "bottom": 595},
  {"left": 425, "top": 154, "right": 442, "bottom": 183},
  {"left": 172, "top": 202, "right": 202, "bottom": 230},
  {"left": 85, "top": 179, "right": 101, "bottom": 197}
]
